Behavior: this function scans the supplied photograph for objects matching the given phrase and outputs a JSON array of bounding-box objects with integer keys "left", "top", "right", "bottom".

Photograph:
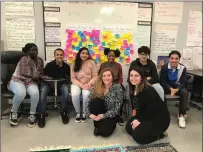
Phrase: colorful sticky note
[
  {"left": 115, "top": 34, "right": 120, "bottom": 38},
  {"left": 124, "top": 50, "right": 129, "bottom": 55},
  {"left": 130, "top": 49, "right": 134, "bottom": 54},
  {"left": 102, "top": 42, "right": 106, "bottom": 46}
]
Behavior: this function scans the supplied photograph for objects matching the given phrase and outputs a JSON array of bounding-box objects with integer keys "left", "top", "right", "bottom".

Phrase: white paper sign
[
  {"left": 181, "top": 48, "right": 193, "bottom": 70},
  {"left": 192, "top": 47, "right": 202, "bottom": 70},
  {"left": 45, "top": 27, "right": 61, "bottom": 42},
  {"left": 154, "top": 2, "right": 183, "bottom": 23},
  {"left": 45, "top": 46, "right": 59, "bottom": 61},
  {"left": 6, "top": 18, "right": 35, "bottom": 50},
  {"left": 186, "top": 11, "right": 202, "bottom": 47},
  {"left": 136, "top": 26, "right": 151, "bottom": 48},
  {"left": 154, "top": 24, "right": 178, "bottom": 53},
  {"left": 138, "top": 8, "right": 152, "bottom": 21},
  {"left": 44, "top": 12, "right": 60, "bottom": 22},
  {"left": 5, "top": 2, "right": 34, "bottom": 16}
]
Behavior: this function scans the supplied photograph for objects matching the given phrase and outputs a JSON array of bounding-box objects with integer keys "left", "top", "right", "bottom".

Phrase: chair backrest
[{"left": 1, "top": 51, "right": 26, "bottom": 92}]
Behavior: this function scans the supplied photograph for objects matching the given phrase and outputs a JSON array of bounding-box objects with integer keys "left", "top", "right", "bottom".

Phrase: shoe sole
[
  {"left": 10, "top": 120, "right": 18, "bottom": 126},
  {"left": 28, "top": 123, "right": 36, "bottom": 128},
  {"left": 81, "top": 119, "right": 87, "bottom": 123},
  {"left": 75, "top": 120, "right": 81, "bottom": 123}
]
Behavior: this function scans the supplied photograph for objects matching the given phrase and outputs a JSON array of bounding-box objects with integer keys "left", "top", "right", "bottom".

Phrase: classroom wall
[{"left": 1, "top": 2, "right": 202, "bottom": 62}]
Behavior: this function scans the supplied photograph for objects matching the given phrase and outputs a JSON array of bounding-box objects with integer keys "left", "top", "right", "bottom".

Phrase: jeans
[
  {"left": 38, "top": 82, "right": 69, "bottom": 113},
  {"left": 71, "top": 84, "right": 90, "bottom": 113},
  {"left": 9, "top": 80, "right": 39, "bottom": 115}
]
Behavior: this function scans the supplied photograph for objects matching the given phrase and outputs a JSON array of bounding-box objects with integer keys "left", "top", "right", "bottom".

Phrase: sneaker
[
  {"left": 81, "top": 113, "right": 87, "bottom": 123},
  {"left": 94, "top": 128, "right": 99, "bottom": 137},
  {"left": 38, "top": 114, "right": 46, "bottom": 128},
  {"left": 60, "top": 112, "right": 69, "bottom": 125},
  {"left": 28, "top": 114, "right": 36, "bottom": 127},
  {"left": 75, "top": 113, "right": 81, "bottom": 123},
  {"left": 117, "top": 115, "right": 124, "bottom": 126},
  {"left": 10, "top": 112, "right": 18, "bottom": 126},
  {"left": 178, "top": 115, "right": 187, "bottom": 128}
]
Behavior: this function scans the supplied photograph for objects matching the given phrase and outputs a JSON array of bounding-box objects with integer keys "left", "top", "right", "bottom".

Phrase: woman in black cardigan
[{"left": 126, "top": 67, "right": 170, "bottom": 144}]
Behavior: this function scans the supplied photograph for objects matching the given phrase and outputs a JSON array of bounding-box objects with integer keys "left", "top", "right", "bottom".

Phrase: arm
[
  {"left": 177, "top": 67, "right": 187, "bottom": 91},
  {"left": 70, "top": 63, "right": 84, "bottom": 88},
  {"left": 65, "top": 65, "right": 71, "bottom": 83},
  {"left": 103, "top": 85, "right": 123, "bottom": 119},
  {"left": 88, "top": 60, "right": 98, "bottom": 86},
  {"left": 117, "top": 63, "right": 123, "bottom": 84},
  {"left": 148, "top": 62, "right": 159, "bottom": 84},
  {"left": 159, "top": 67, "right": 170, "bottom": 91}
]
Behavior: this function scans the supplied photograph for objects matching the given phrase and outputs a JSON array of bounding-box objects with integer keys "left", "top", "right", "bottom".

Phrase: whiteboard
[{"left": 43, "top": 1, "right": 153, "bottom": 66}]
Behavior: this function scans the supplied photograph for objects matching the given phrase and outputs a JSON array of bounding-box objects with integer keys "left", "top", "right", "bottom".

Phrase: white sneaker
[{"left": 178, "top": 115, "right": 187, "bottom": 128}]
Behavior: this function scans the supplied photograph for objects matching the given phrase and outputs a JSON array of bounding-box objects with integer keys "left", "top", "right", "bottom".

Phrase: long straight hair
[
  {"left": 91, "top": 68, "right": 115, "bottom": 99},
  {"left": 128, "top": 67, "right": 151, "bottom": 95}
]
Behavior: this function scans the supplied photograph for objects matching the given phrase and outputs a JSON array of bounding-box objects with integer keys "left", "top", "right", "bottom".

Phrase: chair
[{"left": 1, "top": 51, "right": 28, "bottom": 119}]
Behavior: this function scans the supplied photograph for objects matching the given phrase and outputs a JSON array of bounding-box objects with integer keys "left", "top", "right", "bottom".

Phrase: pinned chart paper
[
  {"left": 154, "top": 24, "right": 178, "bottom": 53},
  {"left": 192, "top": 47, "right": 202, "bottom": 70},
  {"left": 6, "top": 18, "right": 35, "bottom": 50},
  {"left": 45, "top": 27, "right": 61, "bottom": 42},
  {"left": 154, "top": 2, "right": 183, "bottom": 23},
  {"left": 181, "top": 48, "right": 193, "bottom": 70},
  {"left": 186, "top": 11, "right": 202, "bottom": 47},
  {"left": 5, "top": 2, "right": 34, "bottom": 16}
]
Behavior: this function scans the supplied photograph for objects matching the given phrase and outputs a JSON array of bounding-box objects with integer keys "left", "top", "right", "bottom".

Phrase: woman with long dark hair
[
  {"left": 86, "top": 68, "right": 123, "bottom": 137},
  {"left": 71, "top": 47, "right": 97, "bottom": 123},
  {"left": 126, "top": 67, "right": 170, "bottom": 144}
]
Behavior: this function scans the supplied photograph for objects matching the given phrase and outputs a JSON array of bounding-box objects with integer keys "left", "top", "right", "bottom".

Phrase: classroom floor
[{"left": 1, "top": 105, "right": 202, "bottom": 152}]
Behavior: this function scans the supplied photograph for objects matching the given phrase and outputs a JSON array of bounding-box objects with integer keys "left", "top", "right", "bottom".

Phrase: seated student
[
  {"left": 98, "top": 48, "right": 123, "bottom": 84},
  {"left": 126, "top": 67, "right": 170, "bottom": 145},
  {"left": 129, "top": 46, "right": 159, "bottom": 84},
  {"left": 71, "top": 47, "right": 97, "bottom": 123},
  {"left": 8, "top": 43, "right": 44, "bottom": 127},
  {"left": 38, "top": 48, "right": 70, "bottom": 128},
  {"left": 160, "top": 50, "right": 189, "bottom": 128},
  {"left": 86, "top": 68, "right": 123, "bottom": 137}
]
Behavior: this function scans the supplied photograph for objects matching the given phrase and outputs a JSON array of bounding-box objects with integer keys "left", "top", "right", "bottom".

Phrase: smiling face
[
  {"left": 107, "top": 51, "right": 116, "bottom": 62},
  {"left": 102, "top": 70, "right": 113, "bottom": 86},
  {"left": 55, "top": 50, "right": 64, "bottom": 63},
  {"left": 28, "top": 46, "right": 38, "bottom": 59},
  {"left": 169, "top": 54, "right": 180, "bottom": 68},
  {"left": 129, "top": 70, "right": 142, "bottom": 86},
  {"left": 138, "top": 52, "right": 148, "bottom": 63},
  {"left": 80, "top": 49, "right": 89, "bottom": 61}
]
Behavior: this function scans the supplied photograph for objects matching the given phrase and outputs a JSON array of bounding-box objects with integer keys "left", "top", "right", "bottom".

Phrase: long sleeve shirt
[
  {"left": 86, "top": 83, "right": 123, "bottom": 119},
  {"left": 71, "top": 59, "right": 97, "bottom": 87}
]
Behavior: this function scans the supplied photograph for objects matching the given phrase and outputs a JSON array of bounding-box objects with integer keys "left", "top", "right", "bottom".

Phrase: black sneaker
[
  {"left": 75, "top": 113, "right": 81, "bottom": 123},
  {"left": 117, "top": 115, "right": 124, "bottom": 126},
  {"left": 60, "top": 112, "right": 69, "bottom": 125},
  {"left": 94, "top": 128, "right": 99, "bottom": 137},
  {"left": 38, "top": 114, "right": 46, "bottom": 128},
  {"left": 81, "top": 113, "right": 87, "bottom": 123},
  {"left": 28, "top": 114, "right": 36, "bottom": 127},
  {"left": 10, "top": 112, "right": 18, "bottom": 126}
]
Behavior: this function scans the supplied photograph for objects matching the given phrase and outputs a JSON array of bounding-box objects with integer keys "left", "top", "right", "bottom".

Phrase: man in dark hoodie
[
  {"left": 129, "top": 46, "right": 159, "bottom": 84},
  {"left": 160, "top": 50, "right": 189, "bottom": 129}
]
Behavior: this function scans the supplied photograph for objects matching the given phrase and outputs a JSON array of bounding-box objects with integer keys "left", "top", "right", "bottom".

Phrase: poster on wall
[
  {"left": 154, "top": 24, "right": 178, "bottom": 53},
  {"left": 154, "top": 2, "right": 183, "bottom": 23},
  {"left": 192, "top": 47, "right": 202, "bottom": 70},
  {"left": 6, "top": 18, "right": 35, "bottom": 50},
  {"left": 181, "top": 48, "right": 193, "bottom": 70},
  {"left": 5, "top": 2, "right": 34, "bottom": 16},
  {"left": 186, "top": 10, "right": 202, "bottom": 47}
]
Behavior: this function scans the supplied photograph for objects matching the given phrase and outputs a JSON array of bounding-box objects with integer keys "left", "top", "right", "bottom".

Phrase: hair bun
[{"left": 104, "top": 48, "right": 110, "bottom": 55}]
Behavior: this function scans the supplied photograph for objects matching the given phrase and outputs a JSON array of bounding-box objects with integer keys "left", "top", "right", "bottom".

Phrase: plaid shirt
[{"left": 9, "top": 56, "right": 44, "bottom": 87}]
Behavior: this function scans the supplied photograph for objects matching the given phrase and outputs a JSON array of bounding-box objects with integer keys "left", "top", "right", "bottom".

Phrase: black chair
[{"left": 1, "top": 51, "right": 29, "bottom": 119}]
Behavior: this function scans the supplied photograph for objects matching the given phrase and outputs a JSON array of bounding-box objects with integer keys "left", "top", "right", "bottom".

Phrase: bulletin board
[{"left": 42, "top": 1, "right": 153, "bottom": 64}]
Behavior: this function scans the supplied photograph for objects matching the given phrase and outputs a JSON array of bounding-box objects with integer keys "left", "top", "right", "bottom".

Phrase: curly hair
[{"left": 104, "top": 48, "right": 120, "bottom": 58}]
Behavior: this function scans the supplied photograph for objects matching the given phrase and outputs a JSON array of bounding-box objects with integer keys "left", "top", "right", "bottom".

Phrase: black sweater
[
  {"left": 129, "top": 59, "right": 159, "bottom": 84},
  {"left": 131, "top": 86, "right": 170, "bottom": 130}
]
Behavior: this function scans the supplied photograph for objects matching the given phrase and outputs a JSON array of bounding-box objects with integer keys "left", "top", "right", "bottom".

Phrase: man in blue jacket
[{"left": 160, "top": 50, "right": 189, "bottom": 128}]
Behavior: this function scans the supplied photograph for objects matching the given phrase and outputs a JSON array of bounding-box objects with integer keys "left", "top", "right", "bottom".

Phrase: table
[
  {"left": 44, "top": 78, "right": 67, "bottom": 108},
  {"left": 187, "top": 70, "right": 203, "bottom": 110}
]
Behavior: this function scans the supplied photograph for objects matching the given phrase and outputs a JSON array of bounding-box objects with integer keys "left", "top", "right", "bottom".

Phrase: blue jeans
[
  {"left": 9, "top": 80, "right": 39, "bottom": 115},
  {"left": 38, "top": 82, "right": 69, "bottom": 113}
]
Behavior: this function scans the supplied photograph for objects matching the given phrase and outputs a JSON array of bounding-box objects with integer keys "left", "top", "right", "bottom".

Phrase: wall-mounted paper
[
  {"left": 138, "top": 8, "right": 152, "bottom": 21},
  {"left": 44, "top": 12, "right": 60, "bottom": 22},
  {"left": 192, "top": 47, "right": 202, "bottom": 70},
  {"left": 186, "top": 11, "right": 202, "bottom": 47},
  {"left": 154, "top": 2, "right": 183, "bottom": 23},
  {"left": 6, "top": 18, "right": 35, "bottom": 50},
  {"left": 45, "top": 46, "right": 59, "bottom": 61},
  {"left": 136, "top": 25, "right": 151, "bottom": 48},
  {"left": 5, "top": 2, "right": 34, "bottom": 16},
  {"left": 154, "top": 24, "right": 178, "bottom": 53},
  {"left": 181, "top": 48, "right": 193, "bottom": 70},
  {"left": 45, "top": 27, "right": 60, "bottom": 42}
]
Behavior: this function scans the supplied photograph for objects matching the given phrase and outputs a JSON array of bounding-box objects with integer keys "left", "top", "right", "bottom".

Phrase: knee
[
  {"left": 132, "top": 131, "right": 148, "bottom": 145},
  {"left": 61, "top": 85, "right": 69, "bottom": 96},
  {"left": 125, "top": 122, "right": 133, "bottom": 135},
  {"left": 30, "top": 89, "right": 39, "bottom": 98},
  {"left": 14, "top": 90, "right": 26, "bottom": 100},
  {"left": 71, "top": 85, "right": 81, "bottom": 96},
  {"left": 99, "top": 129, "right": 113, "bottom": 137}
]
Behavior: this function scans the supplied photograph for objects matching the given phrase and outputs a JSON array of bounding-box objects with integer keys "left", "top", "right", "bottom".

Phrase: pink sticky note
[
  {"left": 130, "top": 50, "right": 134, "bottom": 54},
  {"left": 129, "top": 44, "right": 133, "bottom": 49},
  {"left": 121, "top": 46, "right": 125, "bottom": 50},
  {"left": 99, "top": 46, "right": 103, "bottom": 51},
  {"left": 96, "top": 54, "right": 101, "bottom": 58},
  {"left": 123, "top": 40, "right": 128, "bottom": 44},
  {"left": 66, "top": 29, "right": 70, "bottom": 33}
]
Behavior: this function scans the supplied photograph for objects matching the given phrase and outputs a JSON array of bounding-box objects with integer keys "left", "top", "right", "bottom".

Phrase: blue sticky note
[
  {"left": 124, "top": 50, "right": 129, "bottom": 55},
  {"left": 78, "top": 31, "right": 83, "bottom": 36},
  {"left": 79, "top": 42, "right": 82, "bottom": 47},
  {"left": 75, "top": 47, "right": 80, "bottom": 50},
  {"left": 115, "top": 34, "right": 120, "bottom": 38},
  {"left": 119, "top": 57, "right": 123, "bottom": 62},
  {"left": 72, "top": 46, "right": 75, "bottom": 50},
  {"left": 89, "top": 50, "right": 93, "bottom": 55},
  {"left": 95, "top": 58, "right": 100, "bottom": 64},
  {"left": 102, "top": 42, "right": 106, "bottom": 46},
  {"left": 88, "top": 45, "right": 92, "bottom": 49},
  {"left": 93, "top": 43, "right": 97, "bottom": 47}
]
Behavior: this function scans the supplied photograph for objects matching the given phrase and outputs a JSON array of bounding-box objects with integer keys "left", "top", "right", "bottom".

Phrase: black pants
[
  {"left": 126, "top": 116, "right": 170, "bottom": 145},
  {"left": 89, "top": 98, "right": 117, "bottom": 137},
  {"left": 165, "top": 88, "right": 189, "bottom": 115}
]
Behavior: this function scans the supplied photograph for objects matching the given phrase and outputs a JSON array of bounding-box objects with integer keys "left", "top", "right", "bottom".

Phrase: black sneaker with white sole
[
  {"left": 81, "top": 113, "right": 87, "bottom": 123},
  {"left": 28, "top": 114, "right": 36, "bottom": 127},
  {"left": 75, "top": 113, "right": 81, "bottom": 123},
  {"left": 10, "top": 112, "right": 19, "bottom": 126}
]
